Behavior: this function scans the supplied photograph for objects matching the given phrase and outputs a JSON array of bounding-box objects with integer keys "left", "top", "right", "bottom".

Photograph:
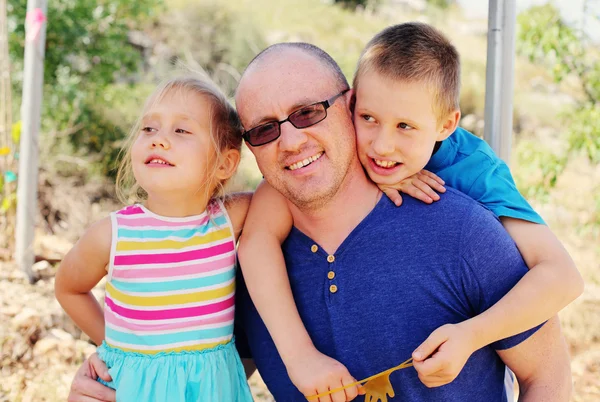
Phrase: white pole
[
  {"left": 483, "top": 0, "right": 516, "bottom": 164},
  {"left": 15, "top": 0, "right": 47, "bottom": 283}
]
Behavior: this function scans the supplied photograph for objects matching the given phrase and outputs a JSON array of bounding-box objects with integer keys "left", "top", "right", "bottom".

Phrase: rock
[
  {"left": 33, "top": 337, "right": 61, "bottom": 356},
  {"left": 32, "top": 260, "right": 53, "bottom": 277},
  {"left": 49, "top": 328, "right": 74, "bottom": 342},
  {"left": 11, "top": 308, "right": 40, "bottom": 330}
]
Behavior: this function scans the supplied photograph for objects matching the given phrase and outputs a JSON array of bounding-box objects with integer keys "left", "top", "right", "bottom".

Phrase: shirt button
[
  {"left": 311, "top": 245, "right": 318, "bottom": 253},
  {"left": 327, "top": 271, "right": 335, "bottom": 280},
  {"left": 327, "top": 255, "right": 335, "bottom": 263},
  {"left": 329, "top": 284, "right": 338, "bottom": 293}
]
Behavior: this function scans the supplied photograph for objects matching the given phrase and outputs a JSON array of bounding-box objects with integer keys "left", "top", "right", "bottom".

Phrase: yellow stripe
[
  {"left": 116, "top": 228, "right": 231, "bottom": 251},
  {"left": 106, "top": 340, "right": 230, "bottom": 354},
  {"left": 106, "top": 281, "right": 235, "bottom": 307}
]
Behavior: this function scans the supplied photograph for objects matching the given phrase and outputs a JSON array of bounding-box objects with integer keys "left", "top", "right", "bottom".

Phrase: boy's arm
[
  {"left": 55, "top": 217, "right": 112, "bottom": 346},
  {"left": 413, "top": 203, "right": 581, "bottom": 388},
  {"left": 237, "top": 181, "right": 361, "bottom": 399}
]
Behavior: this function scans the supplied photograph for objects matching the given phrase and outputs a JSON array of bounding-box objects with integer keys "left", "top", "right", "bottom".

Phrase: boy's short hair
[{"left": 354, "top": 22, "right": 461, "bottom": 120}]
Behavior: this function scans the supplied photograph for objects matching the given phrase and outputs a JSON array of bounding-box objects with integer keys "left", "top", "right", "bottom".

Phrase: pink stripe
[
  {"left": 116, "top": 215, "right": 213, "bottom": 228},
  {"left": 117, "top": 206, "right": 144, "bottom": 215},
  {"left": 105, "top": 306, "right": 234, "bottom": 331},
  {"left": 112, "top": 254, "right": 235, "bottom": 279},
  {"left": 104, "top": 294, "right": 235, "bottom": 320},
  {"left": 114, "top": 241, "right": 234, "bottom": 266}
]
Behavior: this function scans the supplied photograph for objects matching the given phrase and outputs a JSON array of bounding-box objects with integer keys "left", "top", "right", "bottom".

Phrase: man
[{"left": 67, "top": 43, "right": 572, "bottom": 402}]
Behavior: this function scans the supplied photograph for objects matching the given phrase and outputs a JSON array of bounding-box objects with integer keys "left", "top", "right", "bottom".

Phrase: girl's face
[{"left": 131, "top": 89, "right": 218, "bottom": 200}]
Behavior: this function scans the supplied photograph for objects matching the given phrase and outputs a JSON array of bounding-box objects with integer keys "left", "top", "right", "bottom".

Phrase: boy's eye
[
  {"left": 175, "top": 128, "right": 192, "bottom": 134},
  {"left": 398, "top": 122, "right": 414, "bottom": 130},
  {"left": 141, "top": 127, "right": 157, "bottom": 133},
  {"left": 361, "top": 114, "right": 375, "bottom": 122}
]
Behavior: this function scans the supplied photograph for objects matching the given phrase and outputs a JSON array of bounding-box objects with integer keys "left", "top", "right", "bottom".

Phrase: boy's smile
[{"left": 354, "top": 71, "right": 457, "bottom": 187}]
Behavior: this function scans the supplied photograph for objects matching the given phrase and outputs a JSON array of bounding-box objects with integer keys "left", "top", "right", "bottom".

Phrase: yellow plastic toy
[{"left": 306, "top": 357, "right": 414, "bottom": 402}]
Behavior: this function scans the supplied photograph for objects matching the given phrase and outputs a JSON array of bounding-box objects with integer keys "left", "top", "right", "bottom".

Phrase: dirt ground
[{"left": 1, "top": 156, "right": 599, "bottom": 401}]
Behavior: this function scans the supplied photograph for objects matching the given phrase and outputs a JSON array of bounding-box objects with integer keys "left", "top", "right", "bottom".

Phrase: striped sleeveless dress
[{"left": 96, "top": 201, "right": 253, "bottom": 402}]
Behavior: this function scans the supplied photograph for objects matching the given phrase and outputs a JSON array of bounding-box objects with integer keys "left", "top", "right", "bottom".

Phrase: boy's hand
[
  {"left": 379, "top": 170, "right": 446, "bottom": 206},
  {"left": 285, "top": 347, "right": 365, "bottom": 402},
  {"left": 411, "top": 323, "right": 478, "bottom": 388}
]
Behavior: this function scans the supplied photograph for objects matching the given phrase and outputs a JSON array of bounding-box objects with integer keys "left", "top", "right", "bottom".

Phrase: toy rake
[{"left": 306, "top": 357, "right": 414, "bottom": 402}]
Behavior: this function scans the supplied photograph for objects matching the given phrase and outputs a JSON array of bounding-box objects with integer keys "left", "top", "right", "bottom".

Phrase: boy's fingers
[
  {"left": 421, "top": 169, "right": 445, "bottom": 185},
  {"left": 412, "top": 181, "right": 438, "bottom": 202},
  {"left": 419, "top": 175, "right": 446, "bottom": 193},
  {"left": 415, "top": 356, "right": 444, "bottom": 377},
  {"left": 413, "top": 328, "right": 447, "bottom": 361},
  {"left": 383, "top": 188, "right": 403, "bottom": 206},
  {"left": 341, "top": 375, "right": 359, "bottom": 400}
]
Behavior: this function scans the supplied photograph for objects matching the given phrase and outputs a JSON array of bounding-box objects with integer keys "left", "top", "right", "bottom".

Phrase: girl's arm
[
  {"left": 233, "top": 181, "right": 361, "bottom": 400},
  {"left": 55, "top": 217, "right": 112, "bottom": 346}
]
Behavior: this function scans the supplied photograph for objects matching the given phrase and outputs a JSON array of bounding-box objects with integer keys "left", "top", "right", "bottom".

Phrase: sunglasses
[{"left": 242, "top": 89, "right": 350, "bottom": 147}]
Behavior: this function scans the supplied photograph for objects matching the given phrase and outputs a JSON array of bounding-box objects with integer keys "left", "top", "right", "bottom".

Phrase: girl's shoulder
[{"left": 222, "top": 192, "right": 253, "bottom": 240}]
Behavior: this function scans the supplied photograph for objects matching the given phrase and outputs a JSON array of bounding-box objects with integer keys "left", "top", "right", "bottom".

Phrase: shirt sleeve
[
  {"left": 468, "top": 157, "right": 545, "bottom": 225},
  {"left": 459, "top": 205, "right": 545, "bottom": 350}
]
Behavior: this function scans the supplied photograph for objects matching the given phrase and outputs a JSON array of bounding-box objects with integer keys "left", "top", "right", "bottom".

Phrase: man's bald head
[{"left": 238, "top": 42, "right": 349, "bottom": 96}]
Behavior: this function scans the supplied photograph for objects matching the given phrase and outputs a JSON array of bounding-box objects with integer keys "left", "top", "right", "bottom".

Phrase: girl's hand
[
  {"left": 379, "top": 170, "right": 446, "bottom": 206},
  {"left": 286, "top": 347, "right": 364, "bottom": 402}
]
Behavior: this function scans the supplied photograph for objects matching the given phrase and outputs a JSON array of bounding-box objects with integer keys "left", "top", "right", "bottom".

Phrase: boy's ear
[
  {"left": 215, "top": 148, "right": 241, "bottom": 182},
  {"left": 437, "top": 110, "right": 461, "bottom": 141}
]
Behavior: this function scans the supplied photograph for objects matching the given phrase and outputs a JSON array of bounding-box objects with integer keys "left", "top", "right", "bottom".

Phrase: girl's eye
[
  {"left": 361, "top": 114, "right": 375, "bottom": 122},
  {"left": 142, "top": 127, "right": 157, "bottom": 133},
  {"left": 175, "top": 128, "right": 192, "bottom": 134},
  {"left": 398, "top": 122, "right": 414, "bottom": 130}
]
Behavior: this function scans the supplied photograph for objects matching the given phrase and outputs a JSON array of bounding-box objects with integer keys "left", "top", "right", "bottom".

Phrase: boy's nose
[
  {"left": 371, "top": 131, "right": 395, "bottom": 156},
  {"left": 279, "top": 122, "right": 308, "bottom": 153}
]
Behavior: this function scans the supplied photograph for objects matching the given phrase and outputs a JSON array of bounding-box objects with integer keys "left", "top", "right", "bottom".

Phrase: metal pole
[
  {"left": 483, "top": 0, "right": 516, "bottom": 164},
  {"left": 15, "top": 0, "right": 47, "bottom": 283}
]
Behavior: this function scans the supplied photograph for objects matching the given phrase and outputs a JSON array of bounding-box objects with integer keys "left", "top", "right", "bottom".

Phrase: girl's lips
[
  {"left": 145, "top": 154, "right": 174, "bottom": 166},
  {"left": 367, "top": 157, "right": 403, "bottom": 176}
]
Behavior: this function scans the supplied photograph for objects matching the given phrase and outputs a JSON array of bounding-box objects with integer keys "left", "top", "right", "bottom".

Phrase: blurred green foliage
[
  {"left": 8, "top": 0, "right": 162, "bottom": 176},
  {"left": 517, "top": 3, "right": 600, "bottom": 229}
]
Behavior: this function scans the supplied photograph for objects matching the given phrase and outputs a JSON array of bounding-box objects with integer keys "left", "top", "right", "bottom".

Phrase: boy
[{"left": 237, "top": 23, "right": 582, "bottom": 400}]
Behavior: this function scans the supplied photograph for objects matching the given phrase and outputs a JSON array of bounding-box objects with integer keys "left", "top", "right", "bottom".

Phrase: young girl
[{"left": 55, "top": 76, "right": 254, "bottom": 401}]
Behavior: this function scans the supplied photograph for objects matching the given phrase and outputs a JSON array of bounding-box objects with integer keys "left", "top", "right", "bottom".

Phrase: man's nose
[
  {"left": 371, "top": 129, "right": 395, "bottom": 156},
  {"left": 151, "top": 131, "right": 171, "bottom": 150},
  {"left": 278, "top": 122, "right": 308, "bottom": 153}
]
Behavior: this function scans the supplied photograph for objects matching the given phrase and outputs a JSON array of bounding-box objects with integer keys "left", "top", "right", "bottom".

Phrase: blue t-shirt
[
  {"left": 425, "top": 127, "right": 545, "bottom": 225},
  {"left": 235, "top": 189, "right": 543, "bottom": 401}
]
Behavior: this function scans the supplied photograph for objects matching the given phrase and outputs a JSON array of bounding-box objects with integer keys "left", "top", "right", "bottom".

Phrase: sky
[{"left": 456, "top": 0, "right": 600, "bottom": 41}]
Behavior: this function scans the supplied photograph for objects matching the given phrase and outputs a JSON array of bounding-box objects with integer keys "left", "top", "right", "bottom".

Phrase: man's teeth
[
  {"left": 374, "top": 159, "right": 398, "bottom": 168},
  {"left": 288, "top": 152, "right": 323, "bottom": 171},
  {"left": 149, "top": 159, "right": 170, "bottom": 165}
]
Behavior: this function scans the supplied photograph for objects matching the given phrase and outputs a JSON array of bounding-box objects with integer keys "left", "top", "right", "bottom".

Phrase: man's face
[{"left": 236, "top": 50, "right": 356, "bottom": 210}]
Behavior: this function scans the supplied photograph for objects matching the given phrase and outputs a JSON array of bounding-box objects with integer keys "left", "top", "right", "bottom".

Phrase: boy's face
[{"left": 354, "top": 72, "right": 453, "bottom": 186}]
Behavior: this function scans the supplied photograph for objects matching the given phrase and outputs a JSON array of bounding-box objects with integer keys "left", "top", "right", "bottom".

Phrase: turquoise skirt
[{"left": 97, "top": 340, "right": 253, "bottom": 402}]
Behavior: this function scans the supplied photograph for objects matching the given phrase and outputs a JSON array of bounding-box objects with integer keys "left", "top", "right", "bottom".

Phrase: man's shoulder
[{"left": 399, "top": 186, "right": 495, "bottom": 219}]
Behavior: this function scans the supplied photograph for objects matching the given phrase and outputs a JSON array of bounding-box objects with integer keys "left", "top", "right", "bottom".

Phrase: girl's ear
[
  {"left": 437, "top": 110, "right": 461, "bottom": 141},
  {"left": 215, "top": 148, "right": 241, "bottom": 182}
]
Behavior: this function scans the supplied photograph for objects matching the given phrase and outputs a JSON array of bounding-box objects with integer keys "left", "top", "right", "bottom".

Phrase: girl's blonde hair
[{"left": 115, "top": 75, "right": 243, "bottom": 205}]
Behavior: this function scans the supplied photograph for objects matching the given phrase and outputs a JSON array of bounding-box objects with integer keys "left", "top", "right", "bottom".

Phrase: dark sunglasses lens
[
  {"left": 290, "top": 105, "right": 326, "bottom": 128},
  {"left": 249, "top": 123, "right": 280, "bottom": 146}
]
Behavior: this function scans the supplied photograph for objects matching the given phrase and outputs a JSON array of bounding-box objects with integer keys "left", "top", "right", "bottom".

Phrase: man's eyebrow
[{"left": 247, "top": 97, "right": 317, "bottom": 129}]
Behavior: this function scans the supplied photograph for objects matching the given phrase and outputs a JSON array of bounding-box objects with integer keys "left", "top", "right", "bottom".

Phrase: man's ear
[
  {"left": 215, "top": 148, "right": 241, "bottom": 182},
  {"left": 437, "top": 109, "right": 461, "bottom": 141},
  {"left": 346, "top": 89, "right": 356, "bottom": 114}
]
